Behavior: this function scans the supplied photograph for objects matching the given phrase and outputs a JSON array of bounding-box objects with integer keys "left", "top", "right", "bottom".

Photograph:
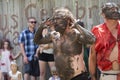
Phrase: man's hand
[
  {"left": 23, "top": 55, "right": 28, "bottom": 64},
  {"left": 50, "top": 31, "right": 60, "bottom": 40}
]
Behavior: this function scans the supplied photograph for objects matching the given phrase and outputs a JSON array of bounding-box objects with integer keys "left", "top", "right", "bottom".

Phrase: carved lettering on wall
[
  {"left": 13, "top": 31, "right": 19, "bottom": 46},
  {"left": 0, "top": 2, "right": 103, "bottom": 47},
  {"left": 11, "top": 15, "right": 18, "bottom": 29},
  {"left": 0, "top": 14, "right": 19, "bottom": 46},
  {"left": 89, "top": 5, "right": 98, "bottom": 18},
  {"left": 24, "top": 3, "right": 36, "bottom": 20},
  {"left": 78, "top": 6, "right": 86, "bottom": 19}
]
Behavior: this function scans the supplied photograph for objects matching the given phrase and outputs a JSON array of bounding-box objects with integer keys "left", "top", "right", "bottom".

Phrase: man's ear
[
  {"left": 68, "top": 18, "right": 74, "bottom": 28},
  {"left": 101, "top": 13, "right": 106, "bottom": 18},
  {"left": 67, "top": 19, "right": 71, "bottom": 28}
]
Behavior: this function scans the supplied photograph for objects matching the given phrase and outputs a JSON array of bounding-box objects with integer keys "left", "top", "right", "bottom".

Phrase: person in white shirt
[
  {"left": 8, "top": 60, "right": 23, "bottom": 80},
  {"left": 35, "top": 28, "right": 55, "bottom": 80}
]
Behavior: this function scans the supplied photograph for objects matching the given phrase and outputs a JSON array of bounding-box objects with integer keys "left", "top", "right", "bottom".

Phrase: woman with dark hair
[{"left": 1, "top": 39, "right": 13, "bottom": 50}]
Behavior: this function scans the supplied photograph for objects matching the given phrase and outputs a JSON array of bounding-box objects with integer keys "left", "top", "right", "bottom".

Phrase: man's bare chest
[{"left": 53, "top": 36, "right": 82, "bottom": 55}]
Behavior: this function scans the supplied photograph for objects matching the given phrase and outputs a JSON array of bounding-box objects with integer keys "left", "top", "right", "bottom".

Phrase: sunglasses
[{"left": 30, "top": 21, "right": 37, "bottom": 24}]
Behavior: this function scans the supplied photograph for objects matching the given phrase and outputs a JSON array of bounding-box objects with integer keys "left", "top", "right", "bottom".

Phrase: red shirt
[{"left": 92, "top": 21, "right": 120, "bottom": 71}]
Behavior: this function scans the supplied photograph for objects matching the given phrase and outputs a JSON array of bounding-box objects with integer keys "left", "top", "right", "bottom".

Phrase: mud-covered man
[{"left": 34, "top": 8, "right": 95, "bottom": 80}]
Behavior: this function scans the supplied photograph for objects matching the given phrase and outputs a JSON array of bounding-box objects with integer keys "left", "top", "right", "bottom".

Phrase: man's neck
[
  {"left": 29, "top": 26, "right": 34, "bottom": 32},
  {"left": 105, "top": 20, "right": 118, "bottom": 31}
]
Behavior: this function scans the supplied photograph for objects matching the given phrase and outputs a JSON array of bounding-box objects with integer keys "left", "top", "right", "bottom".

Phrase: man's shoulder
[
  {"left": 91, "top": 23, "right": 106, "bottom": 38},
  {"left": 20, "top": 28, "right": 29, "bottom": 33},
  {"left": 118, "top": 20, "right": 120, "bottom": 26},
  {"left": 93, "top": 23, "right": 104, "bottom": 29},
  {"left": 92, "top": 23, "right": 104, "bottom": 32}
]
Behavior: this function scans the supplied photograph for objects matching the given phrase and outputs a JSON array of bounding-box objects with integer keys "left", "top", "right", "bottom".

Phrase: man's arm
[
  {"left": 19, "top": 43, "right": 28, "bottom": 63},
  {"left": 89, "top": 44, "right": 97, "bottom": 80},
  {"left": 74, "top": 23, "right": 96, "bottom": 44},
  {"left": 34, "top": 24, "right": 52, "bottom": 45},
  {"left": 19, "top": 43, "right": 26, "bottom": 57}
]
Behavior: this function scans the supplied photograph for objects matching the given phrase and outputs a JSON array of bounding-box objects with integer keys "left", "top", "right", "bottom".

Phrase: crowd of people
[
  {"left": 0, "top": 2, "right": 120, "bottom": 80},
  {"left": 0, "top": 39, "right": 22, "bottom": 80}
]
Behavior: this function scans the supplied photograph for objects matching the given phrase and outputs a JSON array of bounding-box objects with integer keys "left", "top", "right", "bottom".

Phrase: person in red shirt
[{"left": 89, "top": 2, "right": 120, "bottom": 80}]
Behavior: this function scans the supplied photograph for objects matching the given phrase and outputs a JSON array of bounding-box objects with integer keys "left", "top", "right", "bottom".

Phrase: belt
[
  {"left": 101, "top": 70, "right": 120, "bottom": 75},
  {"left": 42, "top": 51, "right": 53, "bottom": 54},
  {"left": 102, "top": 73, "right": 118, "bottom": 75}
]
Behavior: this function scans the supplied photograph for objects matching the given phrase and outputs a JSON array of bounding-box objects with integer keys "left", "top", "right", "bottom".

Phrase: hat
[
  {"left": 11, "top": 60, "right": 17, "bottom": 65},
  {"left": 51, "top": 66, "right": 57, "bottom": 72},
  {"left": 101, "top": 2, "right": 120, "bottom": 20}
]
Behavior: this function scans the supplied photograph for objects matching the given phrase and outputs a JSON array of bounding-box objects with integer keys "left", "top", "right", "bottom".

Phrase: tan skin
[{"left": 89, "top": 13, "right": 119, "bottom": 80}]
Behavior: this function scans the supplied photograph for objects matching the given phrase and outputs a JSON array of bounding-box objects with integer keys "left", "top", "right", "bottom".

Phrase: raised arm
[
  {"left": 33, "top": 24, "right": 52, "bottom": 45},
  {"left": 74, "top": 23, "right": 96, "bottom": 44}
]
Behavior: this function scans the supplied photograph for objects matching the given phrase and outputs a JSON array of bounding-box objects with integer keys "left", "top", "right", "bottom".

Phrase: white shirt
[
  {"left": 49, "top": 76, "right": 60, "bottom": 80},
  {"left": 9, "top": 71, "right": 23, "bottom": 80},
  {"left": 43, "top": 48, "right": 53, "bottom": 54},
  {"left": 0, "top": 50, "right": 11, "bottom": 73}
]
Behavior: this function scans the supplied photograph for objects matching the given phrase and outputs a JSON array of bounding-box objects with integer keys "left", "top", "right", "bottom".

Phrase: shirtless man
[
  {"left": 34, "top": 8, "right": 95, "bottom": 80},
  {"left": 89, "top": 2, "right": 120, "bottom": 80}
]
